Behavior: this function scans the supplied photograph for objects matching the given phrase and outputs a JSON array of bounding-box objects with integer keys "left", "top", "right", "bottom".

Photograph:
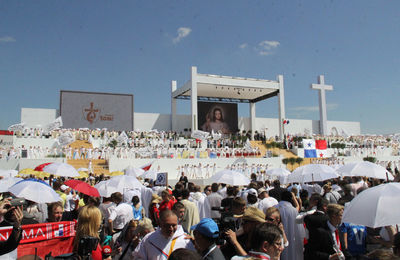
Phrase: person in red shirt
[
  {"left": 149, "top": 194, "right": 161, "bottom": 227},
  {"left": 159, "top": 189, "right": 176, "bottom": 212}
]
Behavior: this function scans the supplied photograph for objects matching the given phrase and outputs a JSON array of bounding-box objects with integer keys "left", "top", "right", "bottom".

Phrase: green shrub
[{"left": 363, "top": 156, "right": 377, "bottom": 163}]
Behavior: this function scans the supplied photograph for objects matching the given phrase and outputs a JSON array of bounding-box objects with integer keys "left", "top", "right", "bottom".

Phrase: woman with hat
[
  {"left": 222, "top": 207, "right": 267, "bottom": 259},
  {"left": 148, "top": 193, "right": 161, "bottom": 227}
]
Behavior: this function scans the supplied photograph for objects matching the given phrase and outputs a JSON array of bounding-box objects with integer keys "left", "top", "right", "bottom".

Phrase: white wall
[
  {"left": 109, "top": 157, "right": 285, "bottom": 180},
  {"left": 21, "top": 108, "right": 58, "bottom": 128},
  {"left": 134, "top": 113, "right": 191, "bottom": 132},
  {"left": 14, "top": 137, "right": 58, "bottom": 149}
]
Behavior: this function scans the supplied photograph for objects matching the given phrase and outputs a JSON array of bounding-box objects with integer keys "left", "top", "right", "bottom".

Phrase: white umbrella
[
  {"left": 8, "top": 179, "right": 61, "bottom": 203},
  {"left": 337, "top": 161, "right": 394, "bottom": 180},
  {"left": 94, "top": 181, "right": 109, "bottom": 197},
  {"left": 287, "top": 164, "right": 338, "bottom": 183},
  {"left": 0, "top": 169, "right": 18, "bottom": 178},
  {"left": 94, "top": 175, "right": 144, "bottom": 197},
  {"left": 43, "top": 162, "right": 80, "bottom": 177},
  {"left": 342, "top": 183, "right": 400, "bottom": 228},
  {"left": 125, "top": 167, "right": 144, "bottom": 177},
  {"left": 0, "top": 177, "right": 23, "bottom": 192},
  {"left": 266, "top": 168, "right": 291, "bottom": 184},
  {"left": 208, "top": 169, "right": 250, "bottom": 186},
  {"left": 142, "top": 170, "right": 158, "bottom": 180}
]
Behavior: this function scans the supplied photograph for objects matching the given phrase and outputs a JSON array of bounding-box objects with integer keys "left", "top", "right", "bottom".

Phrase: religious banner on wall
[
  {"left": 60, "top": 90, "right": 134, "bottom": 131},
  {"left": 198, "top": 102, "right": 238, "bottom": 134}
]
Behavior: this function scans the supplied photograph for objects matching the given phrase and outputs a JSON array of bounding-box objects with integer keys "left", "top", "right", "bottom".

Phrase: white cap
[
  {"left": 247, "top": 188, "right": 258, "bottom": 197},
  {"left": 61, "top": 184, "right": 69, "bottom": 191}
]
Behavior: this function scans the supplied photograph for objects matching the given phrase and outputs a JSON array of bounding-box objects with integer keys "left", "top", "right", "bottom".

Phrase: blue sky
[{"left": 1, "top": 1, "right": 399, "bottom": 134}]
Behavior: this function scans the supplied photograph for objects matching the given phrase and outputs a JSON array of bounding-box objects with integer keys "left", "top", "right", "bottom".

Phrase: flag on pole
[{"left": 140, "top": 161, "right": 154, "bottom": 171}]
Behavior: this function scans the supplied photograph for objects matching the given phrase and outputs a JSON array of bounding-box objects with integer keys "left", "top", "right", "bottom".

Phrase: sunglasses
[{"left": 266, "top": 217, "right": 280, "bottom": 223}]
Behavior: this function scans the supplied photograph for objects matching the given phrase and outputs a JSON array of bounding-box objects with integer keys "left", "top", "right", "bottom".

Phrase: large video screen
[
  {"left": 198, "top": 102, "right": 238, "bottom": 134},
  {"left": 60, "top": 91, "right": 133, "bottom": 131}
]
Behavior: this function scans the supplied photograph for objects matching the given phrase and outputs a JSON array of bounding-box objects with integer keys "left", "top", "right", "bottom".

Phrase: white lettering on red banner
[{"left": 0, "top": 221, "right": 76, "bottom": 244}]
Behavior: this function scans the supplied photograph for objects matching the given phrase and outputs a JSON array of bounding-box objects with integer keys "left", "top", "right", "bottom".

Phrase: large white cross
[{"left": 311, "top": 75, "right": 333, "bottom": 136}]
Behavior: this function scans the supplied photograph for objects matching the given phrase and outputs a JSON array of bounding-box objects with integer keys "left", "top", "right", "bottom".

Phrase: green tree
[
  {"left": 288, "top": 157, "right": 296, "bottom": 170},
  {"left": 363, "top": 156, "right": 377, "bottom": 163},
  {"left": 282, "top": 158, "right": 289, "bottom": 167},
  {"left": 295, "top": 157, "right": 304, "bottom": 167}
]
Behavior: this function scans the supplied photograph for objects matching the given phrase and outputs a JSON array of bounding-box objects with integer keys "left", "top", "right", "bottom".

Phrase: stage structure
[{"left": 171, "top": 66, "right": 286, "bottom": 139}]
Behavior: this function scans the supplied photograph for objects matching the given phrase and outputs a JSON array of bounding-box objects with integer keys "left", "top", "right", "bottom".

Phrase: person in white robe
[
  {"left": 132, "top": 210, "right": 194, "bottom": 260},
  {"left": 275, "top": 191, "right": 305, "bottom": 260}
]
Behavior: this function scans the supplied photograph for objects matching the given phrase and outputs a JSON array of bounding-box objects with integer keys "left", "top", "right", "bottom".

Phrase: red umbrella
[
  {"left": 64, "top": 179, "right": 100, "bottom": 197},
  {"left": 34, "top": 162, "right": 53, "bottom": 171}
]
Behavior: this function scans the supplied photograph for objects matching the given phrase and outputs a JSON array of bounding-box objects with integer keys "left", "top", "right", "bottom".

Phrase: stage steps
[
  {"left": 250, "top": 140, "right": 312, "bottom": 170},
  {"left": 69, "top": 140, "right": 93, "bottom": 149},
  {"left": 67, "top": 140, "right": 109, "bottom": 175},
  {"left": 67, "top": 159, "right": 109, "bottom": 176}
]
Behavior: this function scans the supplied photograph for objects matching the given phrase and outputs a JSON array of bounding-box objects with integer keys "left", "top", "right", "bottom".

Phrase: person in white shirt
[
  {"left": 206, "top": 183, "right": 223, "bottom": 219},
  {"left": 258, "top": 188, "right": 278, "bottom": 215},
  {"left": 62, "top": 186, "right": 80, "bottom": 221},
  {"left": 108, "top": 192, "right": 134, "bottom": 234},
  {"left": 133, "top": 210, "right": 195, "bottom": 260}
]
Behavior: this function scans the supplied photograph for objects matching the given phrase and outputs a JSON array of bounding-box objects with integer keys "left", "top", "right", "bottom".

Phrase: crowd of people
[
  {"left": 3, "top": 128, "right": 400, "bottom": 161},
  {"left": 1, "top": 127, "right": 262, "bottom": 161},
  {"left": 285, "top": 134, "right": 400, "bottom": 157},
  {"left": 1, "top": 167, "right": 400, "bottom": 259}
]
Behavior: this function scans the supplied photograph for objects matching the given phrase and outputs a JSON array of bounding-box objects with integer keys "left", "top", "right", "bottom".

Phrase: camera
[
  {"left": 10, "top": 198, "right": 27, "bottom": 207},
  {"left": 3, "top": 198, "right": 27, "bottom": 210},
  {"left": 77, "top": 236, "right": 99, "bottom": 258},
  {"left": 211, "top": 207, "right": 237, "bottom": 245},
  {"left": 3, "top": 198, "right": 28, "bottom": 223}
]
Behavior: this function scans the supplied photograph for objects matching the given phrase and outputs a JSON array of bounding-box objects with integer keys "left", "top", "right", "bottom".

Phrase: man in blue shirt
[{"left": 340, "top": 222, "right": 367, "bottom": 257}]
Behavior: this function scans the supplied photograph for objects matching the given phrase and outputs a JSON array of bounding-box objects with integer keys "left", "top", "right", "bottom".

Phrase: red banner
[
  {"left": 0, "top": 221, "right": 76, "bottom": 258},
  {"left": 17, "top": 236, "right": 75, "bottom": 258},
  {"left": 0, "top": 221, "right": 76, "bottom": 244},
  {"left": 0, "top": 130, "right": 13, "bottom": 135}
]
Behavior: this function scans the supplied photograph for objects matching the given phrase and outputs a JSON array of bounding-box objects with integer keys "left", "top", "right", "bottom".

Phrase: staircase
[
  {"left": 250, "top": 140, "right": 312, "bottom": 170},
  {"left": 66, "top": 140, "right": 109, "bottom": 175},
  {"left": 250, "top": 140, "right": 298, "bottom": 158}
]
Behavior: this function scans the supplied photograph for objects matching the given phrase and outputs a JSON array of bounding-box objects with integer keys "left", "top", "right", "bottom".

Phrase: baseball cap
[
  {"left": 191, "top": 218, "right": 219, "bottom": 238},
  {"left": 61, "top": 185, "right": 69, "bottom": 191},
  {"left": 247, "top": 188, "right": 258, "bottom": 197}
]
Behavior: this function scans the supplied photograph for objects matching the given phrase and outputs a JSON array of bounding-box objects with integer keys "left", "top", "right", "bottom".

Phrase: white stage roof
[{"left": 172, "top": 73, "right": 281, "bottom": 103}]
